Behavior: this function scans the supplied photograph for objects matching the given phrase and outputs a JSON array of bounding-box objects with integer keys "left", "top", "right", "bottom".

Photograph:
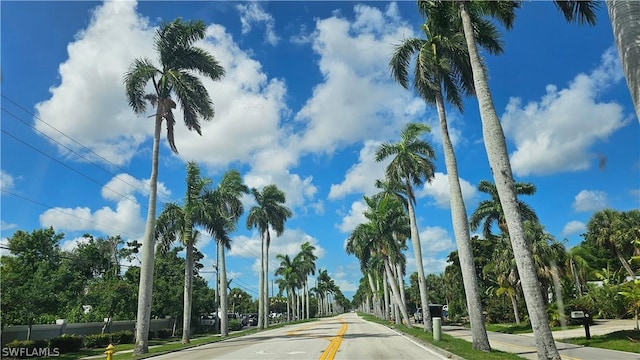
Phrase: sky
[{"left": 1, "top": 1, "right": 638, "bottom": 302}]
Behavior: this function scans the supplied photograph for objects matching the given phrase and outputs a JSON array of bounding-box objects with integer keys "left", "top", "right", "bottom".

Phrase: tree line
[{"left": 347, "top": 1, "right": 639, "bottom": 359}]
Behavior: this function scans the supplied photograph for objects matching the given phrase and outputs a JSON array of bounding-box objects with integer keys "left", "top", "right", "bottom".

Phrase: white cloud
[
  {"left": 572, "top": 190, "right": 608, "bottom": 212},
  {"left": 101, "top": 173, "right": 171, "bottom": 203},
  {"left": 229, "top": 228, "right": 326, "bottom": 276},
  {"left": 502, "top": 47, "right": 630, "bottom": 176},
  {"left": 293, "top": 3, "right": 426, "bottom": 155},
  {"left": 336, "top": 200, "right": 368, "bottom": 233},
  {"left": 290, "top": 24, "right": 312, "bottom": 45},
  {"left": 39, "top": 199, "right": 144, "bottom": 239},
  {"left": 0, "top": 221, "right": 17, "bottom": 231},
  {"left": 561, "top": 221, "right": 586, "bottom": 237},
  {"left": 0, "top": 238, "right": 9, "bottom": 256},
  {"left": 60, "top": 235, "right": 91, "bottom": 252},
  {"left": 0, "top": 170, "right": 15, "bottom": 192},
  {"left": 236, "top": 3, "right": 279, "bottom": 46},
  {"left": 418, "top": 226, "right": 456, "bottom": 254},
  {"left": 329, "top": 141, "right": 387, "bottom": 200},
  {"left": 34, "top": 1, "right": 154, "bottom": 166},
  {"left": 417, "top": 172, "right": 477, "bottom": 209},
  {"left": 38, "top": 174, "right": 156, "bottom": 240},
  {"left": 33, "top": 0, "right": 290, "bottom": 173}
]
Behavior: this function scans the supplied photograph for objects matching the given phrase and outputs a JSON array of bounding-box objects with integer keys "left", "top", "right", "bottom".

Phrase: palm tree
[
  {"left": 441, "top": 1, "right": 599, "bottom": 357},
  {"left": 205, "top": 170, "right": 249, "bottom": 336},
  {"left": 469, "top": 180, "right": 538, "bottom": 239},
  {"left": 375, "top": 122, "right": 436, "bottom": 332},
  {"left": 585, "top": 209, "right": 636, "bottom": 279},
  {"left": 274, "top": 254, "right": 300, "bottom": 322},
  {"left": 124, "top": 18, "right": 225, "bottom": 354},
  {"left": 606, "top": 1, "right": 640, "bottom": 123},
  {"left": 295, "top": 242, "right": 317, "bottom": 320},
  {"left": 154, "top": 161, "right": 212, "bottom": 344},
  {"left": 390, "top": 1, "right": 494, "bottom": 349},
  {"left": 246, "top": 185, "right": 292, "bottom": 329}
]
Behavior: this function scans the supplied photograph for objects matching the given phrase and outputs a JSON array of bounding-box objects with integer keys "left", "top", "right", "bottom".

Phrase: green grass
[
  {"left": 358, "top": 313, "right": 524, "bottom": 360},
  {"left": 562, "top": 330, "right": 640, "bottom": 354}
]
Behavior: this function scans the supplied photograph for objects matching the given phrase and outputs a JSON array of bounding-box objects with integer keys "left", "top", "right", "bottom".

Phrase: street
[{"left": 151, "top": 312, "right": 450, "bottom": 360}]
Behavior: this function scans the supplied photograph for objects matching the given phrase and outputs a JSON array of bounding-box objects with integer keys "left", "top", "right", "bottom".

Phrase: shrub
[
  {"left": 147, "top": 329, "right": 156, "bottom": 340},
  {"left": 83, "top": 334, "right": 111, "bottom": 349},
  {"left": 156, "top": 328, "right": 172, "bottom": 339},
  {"left": 228, "top": 319, "right": 242, "bottom": 331},
  {"left": 110, "top": 330, "right": 134, "bottom": 344},
  {"left": 49, "top": 334, "right": 83, "bottom": 353}
]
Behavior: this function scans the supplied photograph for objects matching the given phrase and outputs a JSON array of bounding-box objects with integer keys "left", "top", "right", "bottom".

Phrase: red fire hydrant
[{"left": 104, "top": 344, "right": 115, "bottom": 360}]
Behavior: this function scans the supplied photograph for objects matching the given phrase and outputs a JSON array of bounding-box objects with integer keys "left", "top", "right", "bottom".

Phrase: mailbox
[{"left": 570, "top": 311, "right": 585, "bottom": 319}]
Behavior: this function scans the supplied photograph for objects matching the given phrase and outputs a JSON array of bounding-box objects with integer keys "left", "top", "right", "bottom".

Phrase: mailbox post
[{"left": 570, "top": 311, "right": 590, "bottom": 340}]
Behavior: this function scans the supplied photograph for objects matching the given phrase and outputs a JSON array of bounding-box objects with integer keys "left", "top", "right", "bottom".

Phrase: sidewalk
[{"left": 443, "top": 320, "right": 640, "bottom": 360}]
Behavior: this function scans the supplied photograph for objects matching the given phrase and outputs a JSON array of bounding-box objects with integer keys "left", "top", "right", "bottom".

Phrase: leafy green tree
[
  {"left": 124, "top": 18, "right": 225, "bottom": 354},
  {"left": 295, "top": 242, "right": 317, "bottom": 320},
  {"left": 347, "top": 196, "right": 412, "bottom": 326},
  {"left": 1, "top": 228, "right": 64, "bottom": 339},
  {"left": 469, "top": 180, "right": 538, "bottom": 238},
  {"left": 155, "top": 162, "right": 216, "bottom": 344},
  {"left": 586, "top": 209, "right": 638, "bottom": 279},
  {"left": 618, "top": 280, "right": 640, "bottom": 330},
  {"left": 246, "top": 185, "right": 292, "bottom": 329},
  {"left": 206, "top": 170, "right": 249, "bottom": 336},
  {"left": 375, "top": 122, "right": 436, "bottom": 331},
  {"left": 443, "top": 0, "right": 599, "bottom": 356},
  {"left": 391, "top": 0, "right": 496, "bottom": 347}
]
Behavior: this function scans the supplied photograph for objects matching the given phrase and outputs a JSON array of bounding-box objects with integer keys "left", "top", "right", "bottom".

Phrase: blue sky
[{"left": 2, "top": 1, "right": 638, "bottom": 301}]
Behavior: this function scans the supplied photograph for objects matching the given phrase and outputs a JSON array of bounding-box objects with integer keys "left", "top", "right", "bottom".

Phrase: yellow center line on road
[{"left": 319, "top": 318, "right": 348, "bottom": 360}]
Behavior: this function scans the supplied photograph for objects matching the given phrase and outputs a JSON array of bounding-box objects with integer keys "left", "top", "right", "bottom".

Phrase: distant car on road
[{"left": 414, "top": 308, "right": 423, "bottom": 323}]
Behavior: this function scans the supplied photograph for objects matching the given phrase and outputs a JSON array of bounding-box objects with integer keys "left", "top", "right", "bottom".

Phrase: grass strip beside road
[
  {"left": 358, "top": 313, "right": 523, "bottom": 360},
  {"left": 561, "top": 330, "right": 640, "bottom": 354}
]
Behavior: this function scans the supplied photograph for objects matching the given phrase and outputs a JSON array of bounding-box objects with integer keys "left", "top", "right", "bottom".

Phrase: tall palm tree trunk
[
  {"left": 133, "top": 108, "right": 163, "bottom": 355},
  {"left": 367, "top": 272, "right": 379, "bottom": 317},
  {"left": 220, "top": 241, "right": 229, "bottom": 336},
  {"left": 182, "top": 242, "right": 194, "bottom": 344},
  {"left": 607, "top": 0, "right": 640, "bottom": 123},
  {"left": 396, "top": 264, "right": 407, "bottom": 313},
  {"left": 306, "top": 280, "right": 310, "bottom": 319},
  {"left": 258, "top": 234, "right": 265, "bottom": 329},
  {"left": 510, "top": 293, "right": 521, "bottom": 324},
  {"left": 435, "top": 89, "right": 490, "bottom": 350},
  {"left": 264, "top": 234, "right": 270, "bottom": 327},
  {"left": 383, "top": 270, "right": 390, "bottom": 320},
  {"left": 616, "top": 248, "right": 636, "bottom": 279},
  {"left": 458, "top": 3, "right": 559, "bottom": 359},
  {"left": 384, "top": 259, "right": 411, "bottom": 326},
  {"left": 406, "top": 195, "right": 432, "bottom": 332},
  {"left": 569, "top": 258, "right": 582, "bottom": 297}
]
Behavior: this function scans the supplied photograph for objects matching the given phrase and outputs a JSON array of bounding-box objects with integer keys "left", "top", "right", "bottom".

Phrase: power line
[
  {"left": 1, "top": 95, "right": 168, "bottom": 199},
  {"left": 1, "top": 189, "right": 141, "bottom": 239},
  {"left": 1, "top": 128, "right": 148, "bottom": 214}
]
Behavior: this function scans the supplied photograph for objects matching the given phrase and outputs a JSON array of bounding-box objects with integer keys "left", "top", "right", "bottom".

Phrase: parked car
[
  {"left": 247, "top": 313, "right": 258, "bottom": 326},
  {"left": 414, "top": 308, "right": 423, "bottom": 323}
]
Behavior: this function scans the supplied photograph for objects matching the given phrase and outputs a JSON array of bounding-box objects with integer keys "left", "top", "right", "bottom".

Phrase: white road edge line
[{"left": 355, "top": 314, "right": 450, "bottom": 360}]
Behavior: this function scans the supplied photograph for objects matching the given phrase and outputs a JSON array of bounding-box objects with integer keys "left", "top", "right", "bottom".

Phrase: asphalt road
[{"left": 151, "top": 312, "right": 450, "bottom": 360}]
